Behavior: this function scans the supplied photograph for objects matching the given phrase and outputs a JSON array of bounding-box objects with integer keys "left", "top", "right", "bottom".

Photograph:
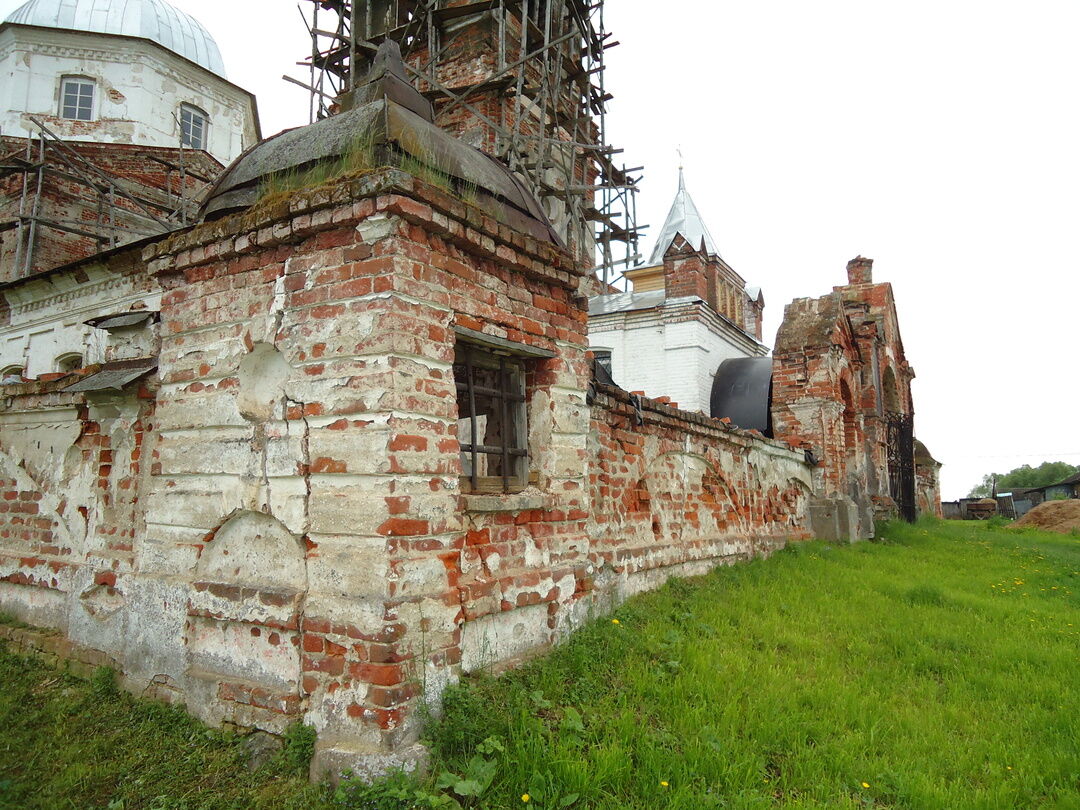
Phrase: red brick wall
[
  {"left": 0, "top": 136, "right": 222, "bottom": 282},
  {"left": 1, "top": 167, "right": 814, "bottom": 776},
  {"left": 772, "top": 262, "right": 919, "bottom": 529}
]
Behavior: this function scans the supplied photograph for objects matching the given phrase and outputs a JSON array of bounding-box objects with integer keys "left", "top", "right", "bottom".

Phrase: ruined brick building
[{"left": 0, "top": 0, "right": 938, "bottom": 779}]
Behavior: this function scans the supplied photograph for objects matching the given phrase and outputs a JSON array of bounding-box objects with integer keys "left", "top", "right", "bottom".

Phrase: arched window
[
  {"left": 1, "top": 366, "right": 25, "bottom": 382},
  {"left": 179, "top": 104, "right": 209, "bottom": 150},
  {"left": 881, "top": 366, "right": 902, "bottom": 415},
  {"left": 60, "top": 76, "right": 96, "bottom": 121},
  {"left": 55, "top": 354, "right": 83, "bottom": 373}
]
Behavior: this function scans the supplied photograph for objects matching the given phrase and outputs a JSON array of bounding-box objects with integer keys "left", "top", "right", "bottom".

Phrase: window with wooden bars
[{"left": 454, "top": 343, "right": 529, "bottom": 493}]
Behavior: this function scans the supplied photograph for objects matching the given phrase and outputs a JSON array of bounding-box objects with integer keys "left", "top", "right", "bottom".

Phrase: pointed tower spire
[{"left": 647, "top": 165, "right": 720, "bottom": 265}]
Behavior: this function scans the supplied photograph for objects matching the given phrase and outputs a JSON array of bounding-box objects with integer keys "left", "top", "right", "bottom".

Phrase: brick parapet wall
[{"left": 588, "top": 384, "right": 812, "bottom": 560}]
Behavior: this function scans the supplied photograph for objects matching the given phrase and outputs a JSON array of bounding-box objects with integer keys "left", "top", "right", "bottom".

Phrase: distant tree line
[{"left": 967, "top": 461, "right": 1080, "bottom": 498}]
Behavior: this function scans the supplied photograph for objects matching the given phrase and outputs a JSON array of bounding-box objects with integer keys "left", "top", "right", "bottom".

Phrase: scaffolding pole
[
  {"left": 1, "top": 120, "right": 209, "bottom": 277},
  {"left": 291, "top": 0, "right": 641, "bottom": 285}
]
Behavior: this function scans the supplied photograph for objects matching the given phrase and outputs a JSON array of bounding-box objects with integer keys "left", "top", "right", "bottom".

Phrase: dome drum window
[
  {"left": 180, "top": 104, "right": 208, "bottom": 150},
  {"left": 60, "top": 76, "right": 95, "bottom": 121}
]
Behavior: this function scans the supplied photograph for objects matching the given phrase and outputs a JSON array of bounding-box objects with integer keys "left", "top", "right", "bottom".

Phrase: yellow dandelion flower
[
  {"left": 861, "top": 782, "right": 870, "bottom": 789},
  {"left": 661, "top": 781, "right": 669, "bottom": 787},
  {"left": 611, "top": 618, "right": 620, "bottom": 625},
  {"left": 522, "top": 794, "right": 531, "bottom": 802}
]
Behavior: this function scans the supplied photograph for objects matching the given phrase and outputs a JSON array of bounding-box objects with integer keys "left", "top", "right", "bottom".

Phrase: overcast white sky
[{"left": 5, "top": 0, "right": 1077, "bottom": 499}]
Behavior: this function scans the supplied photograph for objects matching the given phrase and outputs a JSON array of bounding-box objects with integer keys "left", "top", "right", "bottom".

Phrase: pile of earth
[{"left": 1013, "top": 499, "right": 1080, "bottom": 534}]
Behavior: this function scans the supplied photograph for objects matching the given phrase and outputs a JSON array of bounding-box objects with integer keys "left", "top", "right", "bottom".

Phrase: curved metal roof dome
[{"left": 4, "top": 0, "right": 226, "bottom": 76}]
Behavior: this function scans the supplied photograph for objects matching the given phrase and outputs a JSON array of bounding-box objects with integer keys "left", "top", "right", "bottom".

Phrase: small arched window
[
  {"left": 56, "top": 354, "right": 83, "bottom": 373},
  {"left": 60, "top": 76, "right": 96, "bottom": 121},
  {"left": 1, "top": 366, "right": 25, "bottom": 382},
  {"left": 179, "top": 103, "right": 209, "bottom": 150}
]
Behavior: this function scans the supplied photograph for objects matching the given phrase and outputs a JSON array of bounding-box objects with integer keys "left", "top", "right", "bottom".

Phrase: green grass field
[{"left": 1, "top": 519, "right": 1077, "bottom": 809}]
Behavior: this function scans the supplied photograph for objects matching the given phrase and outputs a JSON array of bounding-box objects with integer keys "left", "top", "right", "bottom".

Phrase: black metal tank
[{"left": 710, "top": 357, "right": 773, "bottom": 436}]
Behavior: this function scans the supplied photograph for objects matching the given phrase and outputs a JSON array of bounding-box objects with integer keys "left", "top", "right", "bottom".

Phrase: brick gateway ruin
[{"left": 0, "top": 16, "right": 939, "bottom": 782}]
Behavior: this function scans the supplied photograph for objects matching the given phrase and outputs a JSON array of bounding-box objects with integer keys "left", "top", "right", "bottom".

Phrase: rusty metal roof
[
  {"left": 85, "top": 311, "right": 157, "bottom": 330},
  {"left": 64, "top": 358, "right": 156, "bottom": 392}
]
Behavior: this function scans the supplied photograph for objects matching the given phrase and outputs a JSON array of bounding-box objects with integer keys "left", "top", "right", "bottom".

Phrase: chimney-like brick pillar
[
  {"left": 664, "top": 252, "right": 714, "bottom": 307},
  {"left": 846, "top": 256, "right": 873, "bottom": 285}
]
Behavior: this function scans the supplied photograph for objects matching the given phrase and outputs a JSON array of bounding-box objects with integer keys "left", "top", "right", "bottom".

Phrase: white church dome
[{"left": 4, "top": 0, "right": 227, "bottom": 76}]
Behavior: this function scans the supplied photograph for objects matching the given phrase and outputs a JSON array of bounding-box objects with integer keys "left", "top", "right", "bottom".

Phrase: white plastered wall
[
  {"left": 589, "top": 300, "right": 767, "bottom": 414},
  {"left": 0, "top": 263, "right": 158, "bottom": 376},
  {"left": 0, "top": 25, "right": 258, "bottom": 164}
]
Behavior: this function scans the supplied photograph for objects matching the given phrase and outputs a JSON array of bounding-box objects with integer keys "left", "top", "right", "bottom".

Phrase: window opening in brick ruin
[
  {"left": 1, "top": 365, "right": 25, "bottom": 381},
  {"left": 840, "top": 378, "right": 857, "bottom": 453},
  {"left": 882, "top": 366, "right": 902, "bottom": 415},
  {"left": 55, "top": 353, "right": 83, "bottom": 373},
  {"left": 454, "top": 344, "right": 528, "bottom": 494},
  {"left": 60, "top": 76, "right": 95, "bottom": 121},
  {"left": 180, "top": 104, "right": 209, "bottom": 151}
]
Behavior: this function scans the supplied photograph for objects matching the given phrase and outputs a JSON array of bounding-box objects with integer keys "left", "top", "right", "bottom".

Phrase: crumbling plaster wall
[
  {"left": 0, "top": 376, "right": 153, "bottom": 664},
  {"left": 0, "top": 168, "right": 813, "bottom": 780},
  {"left": 915, "top": 460, "right": 942, "bottom": 519},
  {"left": 0, "top": 249, "right": 160, "bottom": 373}
]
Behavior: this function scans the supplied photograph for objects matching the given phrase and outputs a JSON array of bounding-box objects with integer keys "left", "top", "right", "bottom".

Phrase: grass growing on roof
[{"left": 256, "top": 133, "right": 379, "bottom": 204}]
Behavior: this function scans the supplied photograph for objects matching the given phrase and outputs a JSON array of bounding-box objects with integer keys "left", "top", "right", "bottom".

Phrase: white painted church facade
[
  {"left": 0, "top": 0, "right": 259, "bottom": 164},
  {"left": 0, "top": 0, "right": 259, "bottom": 381},
  {"left": 588, "top": 170, "right": 767, "bottom": 413}
]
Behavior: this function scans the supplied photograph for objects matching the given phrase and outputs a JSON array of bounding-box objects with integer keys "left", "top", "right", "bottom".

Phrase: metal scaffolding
[
  {"left": 0, "top": 117, "right": 209, "bottom": 278},
  {"left": 289, "top": 0, "right": 642, "bottom": 285}
]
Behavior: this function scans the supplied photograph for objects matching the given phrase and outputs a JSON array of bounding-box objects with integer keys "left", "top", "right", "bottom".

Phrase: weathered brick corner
[{"left": 0, "top": 168, "right": 814, "bottom": 779}]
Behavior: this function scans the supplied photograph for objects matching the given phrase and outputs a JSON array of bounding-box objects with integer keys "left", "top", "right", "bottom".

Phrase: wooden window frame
[
  {"left": 179, "top": 103, "right": 209, "bottom": 151},
  {"left": 60, "top": 76, "right": 95, "bottom": 122},
  {"left": 453, "top": 327, "right": 554, "bottom": 495}
]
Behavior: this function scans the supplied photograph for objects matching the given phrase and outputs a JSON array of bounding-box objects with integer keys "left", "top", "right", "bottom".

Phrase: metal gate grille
[{"left": 886, "top": 413, "right": 917, "bottom": 523}]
